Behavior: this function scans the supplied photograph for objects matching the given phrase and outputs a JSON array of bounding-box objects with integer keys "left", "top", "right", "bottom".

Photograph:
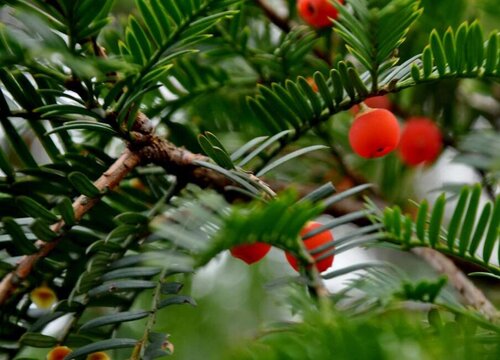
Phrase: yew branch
[{"left": 0, "top": 149, "right": 141, "bottom": 305}]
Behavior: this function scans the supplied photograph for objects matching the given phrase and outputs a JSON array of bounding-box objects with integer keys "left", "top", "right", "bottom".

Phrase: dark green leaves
[
  {"left": 158, "top": 295, "right": 197, "bottom": 309},
  {"left": 64, "top": 338, "right": 138, "bottom": 360},
  {"left": 79, "top": 311, "right": 150, "bottom": 331},
  {"left": 19, "top": 333, "right": 58, "bottom": 348},
  {"left": 198, "top": 132, "right": 235, "bottom": 170},
  {"left": 16, "top": 196, "right": 59, "bottom": 223},
  {"left": 88, "top": 280, "right": 156, "bottom": 297},
  {"left": 380, "top": 185, "right": 500, "bottom": 275},
  {"left": 68, "top": 172, "right": 101, "bottom": 198},
  {"left": 334, "top": 0, "right": 422, "bottom": 77},
  {"left": 414, "top": 22, "right": 498, "bottom": 82},
  {"left": 2, "top": 217, "right": 37, "bottom": 254}
]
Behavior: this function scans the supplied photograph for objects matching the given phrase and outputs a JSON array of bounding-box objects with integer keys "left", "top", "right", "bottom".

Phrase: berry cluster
[
  {"left": 230, "top": 221, "right": 335, "bottom": 273},
  {"left": 47, "top": 346, "right": 110, "bottom": 360},
  {"left": 348, "top": 96, "right": 443, "bottom": 165}
]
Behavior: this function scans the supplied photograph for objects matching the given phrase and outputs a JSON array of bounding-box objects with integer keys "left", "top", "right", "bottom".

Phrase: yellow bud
[
  {"left": 47, "top": 346, "right": 72, "bottom": 360},
  {"left": 86, "top": 352, "right": 111, "bottom": 360},
  {"left": 31, "top": 285, "right": 57, "bottom": 309}
]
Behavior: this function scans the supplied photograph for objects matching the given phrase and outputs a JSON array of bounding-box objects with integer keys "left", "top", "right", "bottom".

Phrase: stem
[
  {"left": 0, "top": 149, "right": 141, "bottom": 305},
  {"left": 130, "top": 268, "right": 169, "bottom": 360},
  {"left": 411, "top": 247, "right": 499, "bottom": 322},
  {"left": 254, "top": 0, "right": 290, "bottom": 32}
]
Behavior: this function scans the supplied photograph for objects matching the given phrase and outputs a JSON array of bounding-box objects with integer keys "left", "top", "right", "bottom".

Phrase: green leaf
[
  {"left": 428, "top": 194, "right": 446, "bottom": 248},
  {"left": 46, "top": 121, "right": 119, "bottom": 137},
  {"left": 430, "top": 30, "right": 447, "bottom": 76},
  {"left": 198, "top": 133, "right": 235, "bottom": 170},
  {"left": 230, "top": 136, "right": 268, "bottom": 161},
  {"left": 323, "top": 184, "right": 373, "bottom": 208},
  {"left": 56, "top": 197, "right": 76, "bottom": 227},
  {"left": 193, "top": 160, "right": 259, "bottom": 195},
  {"left": 68, "top": 172, "right": 101, "bottom": 198},
  {"left": 446, "top": 187, "right": 469, "bottom": 251},
  {"left": 16, "top": 196, "right": 59, "bottom": 223},
  {"left": 468, "top": 203, "right": 492, "bottom": 256},
  {"left": 237, "top": 130, "right": 292, "bottom": 167},
  {"left": 114, "top": 212, "right": 149, "bottom": 225},
  {"left": 158, "top": 295, "right": 197, "bottom": 309},
  {"left": 65, "top": 338, "right": 138, "bottom": 359},
  {"left": 484, "top": 32, "right": 498, "bottom": 74},
  {"left": 2, "top": 217, "right": 37, "bottom": 254},
  {"left": 416, "top": 200, "right": 428, "bottom": 244},
  {"left": 483, "top": 197, "right": 500, "bottom": 263},
  {"left": 19, "top": 333, "right": 58, "bottom": 348},
  {"left": 422, "top": 46, "right": 433, "bottom": 78},
  {"left": 35, "top": 104, "right": 102, "bottom": 120},
  {"left": 88, "top": 280, "right": 156, "bottom": 297},
  {"left": 161, "top": 282, "right": 183, "bottom": 295},
  {"left": 80, "top": 310, "right": 150, "bottom": 331},
  {"left": 101, "top": 267, "right": 162, "bottom": 281},
  {"left": 458, "top": 184, "right": 481, "bottom": 255},
  {"left": 30, "top": 219, "right": 58, "bottom": 242},
  {"left": 256, "top": 145, "right": 328, "bottom": 176},
  {"left": 0, "top": 116, "right": 37, "bottom": 168}
]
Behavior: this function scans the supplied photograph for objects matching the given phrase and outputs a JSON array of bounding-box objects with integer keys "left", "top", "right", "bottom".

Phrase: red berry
[
  {"left": 230, "top": 243, "right": 271, "bottom": 265},
  {"left": 285, "top": 221, "right": 334, "bottom": 273},
  {"left": 349, "top": 108, "right": 400, "bottom": 158},
  {"left": 297, "top": 0, "right": 344, "bottom": 28},
  {"left": 399, "top": 117, "right": 442, "bottom": 166},
  {"left": 351, "top": 95, "right": 392, "bottom": 114}
]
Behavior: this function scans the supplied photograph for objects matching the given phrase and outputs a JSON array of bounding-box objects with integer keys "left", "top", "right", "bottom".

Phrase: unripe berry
[
  {"left": 351, "top": 95, "right": 392, "bottom": 114},
  {"left": 399, "top": 117, "right": 442, "bottom": 166},
  {"left": 31, "top": 285, "right": 57, "bottom": 309},
  {"left": 47, "top": 346, "right": 71, "bottom": 360},
  {"left": 349, "top": 108, "right": 400, "bottom": 158},
  {"left": 285, "top": 221, "right": 334, "bottom": 273},
  {"left": 230, "top": 242, "right": 271, "bottom": 265},
  {"left": 297, "top": 0, "right": 344, "bottom": 28},
  {"left": 86, "top": 352, "right": 111, "bottom": 360}
]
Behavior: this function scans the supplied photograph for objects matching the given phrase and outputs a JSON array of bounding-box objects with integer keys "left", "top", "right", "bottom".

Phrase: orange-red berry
[
  {"left": 297, "top": 0, "right": 344, "bottom": 28},
  {"left": 47, "top": 346, "right": 72, "bottom": 360},
  {"left": 351, "top": 95, "right": 392, "bottom": 114},
  {"left": 349, "top": 108, "right": 400, "bottom": 158},
  {"left": 399, "top": 117, "right": 442, "bottom": 166},
  {"left": 230, "top": 243, "right": 271, "bottom": 265},
  {"left": 285, "top": 221, "right": 334, "bottom": 273},
  {"left": 31, "top": 285, "right": 57, "bottom": 309},
  {"left": 86, "top": 352, "right": 111, "bottom": 360}
]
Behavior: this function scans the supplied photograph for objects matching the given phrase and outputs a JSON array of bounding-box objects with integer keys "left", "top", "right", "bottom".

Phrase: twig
[
  {"left": 0, "top": 149, "right": 141, "bottom": 305},
  {"left": 411, "top": 247, "right": 498, "bottom": 321},
  {"left": 269, "top": 179, "right": 498, "bottom": 318},
  {"left": 254, "top": 0, "right": 290, "bottom": 32},
  {"left": 130, "top": 268, "right": 172, "bottom": 359}
]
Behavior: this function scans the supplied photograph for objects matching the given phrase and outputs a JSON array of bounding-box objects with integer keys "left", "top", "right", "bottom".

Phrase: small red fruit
[
  {"left": 87, "top": 352, "right": 111, "bottom": 360},
  {"left": 399, "top": 117, "right": 442, "bottom": 166},
  {"left": 349, "top": 108, "right": 400, "bottom": 158},
  {"left": 230, "top": 243, "right": 271, "bottom": 265},
  {"left": 297, "top": 0, "right": 344, "bottom": 28},
  {"left": 351, "top": 95, "right": 392, "bottom": 114},
  {"left": 285, "top": 221, "right": 334, "bottom": 273},
  {"left": 47, "top": 346, "right": 72, "bottom": 360}
]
